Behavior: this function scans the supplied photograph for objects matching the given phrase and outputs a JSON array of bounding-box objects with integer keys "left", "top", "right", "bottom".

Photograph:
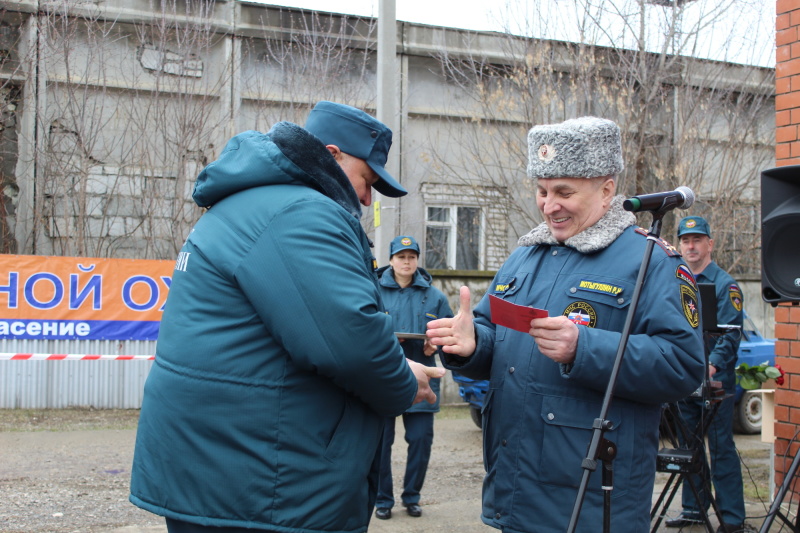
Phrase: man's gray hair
[{"left": 527, "top": 116, "right": 624, "bottom": 179}]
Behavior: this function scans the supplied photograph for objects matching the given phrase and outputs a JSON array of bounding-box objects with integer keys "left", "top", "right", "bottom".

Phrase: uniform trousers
[
  {"left": 376, "top": 411, "right": 434, "bottom": 509},
  {"left": 677, "top": 369, "right": 745, "bottom": 525}
]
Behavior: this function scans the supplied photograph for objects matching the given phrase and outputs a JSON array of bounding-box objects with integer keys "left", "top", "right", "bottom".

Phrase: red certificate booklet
[{"left": 489, "top": 294, "right": 549, "bottom": 333}]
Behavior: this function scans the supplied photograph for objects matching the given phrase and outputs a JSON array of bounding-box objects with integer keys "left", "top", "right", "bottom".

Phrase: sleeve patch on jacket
[
  {"left": 675, "top": 264, "right": 697, "bottom": 289},
  {"left": 729, "top": 284, "right": 743, "bottom": 312},
  {"left": 680, "top": 285, "right": 699, "bottom": 328}
]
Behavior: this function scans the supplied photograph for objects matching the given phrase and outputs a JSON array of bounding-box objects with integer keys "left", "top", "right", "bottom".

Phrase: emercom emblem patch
[
  {"left": 680, "top": 285, "right": 699, "bottom": 328},
  {"left": 729, "top": 284, "right": 743, "bottom": 312},
  {"left": 563, "top": 301, "right": 597, "bottom": 328}
]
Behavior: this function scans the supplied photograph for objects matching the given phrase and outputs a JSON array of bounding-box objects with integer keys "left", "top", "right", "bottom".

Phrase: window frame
[{"left": 424, "top": 203, "right": 485, "bottom": 270}]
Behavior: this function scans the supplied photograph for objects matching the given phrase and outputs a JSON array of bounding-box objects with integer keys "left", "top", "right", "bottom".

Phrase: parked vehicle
[
  {"left": 450, "top": 374, "right": 488, "bottom": 429},
  {"left": 733, "top": 311, "right": 777, "bottom": 434},
  {"left": 451, "top": 310, "right": 775, "bottom": 434}
]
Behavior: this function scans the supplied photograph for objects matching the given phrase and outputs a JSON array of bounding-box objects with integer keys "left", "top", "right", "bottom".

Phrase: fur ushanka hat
[{"left": 527, "top": 117, "right": 624, "bottom": 179}]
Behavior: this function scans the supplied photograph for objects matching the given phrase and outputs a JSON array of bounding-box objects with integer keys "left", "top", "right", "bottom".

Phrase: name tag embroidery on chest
[{"left": 577, "top": 280, "right": 623, "bottom": 296}]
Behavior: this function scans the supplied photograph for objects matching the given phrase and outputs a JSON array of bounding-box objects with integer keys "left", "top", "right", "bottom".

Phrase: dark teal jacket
[
  {"left": 377, "top": 266, "right": 453, "bottom": 412},
  {"left": 695, "top": 261, "right": 744, "bottom": 394},
  {"left": 696, "top": 261, "right": 743, "bottom": 373},
  {"left": 129, "top": 123, "right": 418, "bottom": 532}
]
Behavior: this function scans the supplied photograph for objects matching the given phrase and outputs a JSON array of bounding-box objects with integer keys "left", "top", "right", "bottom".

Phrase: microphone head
[
  {"left": 676, "top": 186, "right": 695, "bottom": 209},
  {"left": 622, "top": 198, "right": 638, "bottom": 212}
]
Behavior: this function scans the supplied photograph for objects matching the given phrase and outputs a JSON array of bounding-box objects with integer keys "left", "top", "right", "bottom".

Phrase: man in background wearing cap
[
  {"left": 374, "top": 235, "right": 453, "bottom": 521},
  {"left": 428, "top": 117, "right": 704, "bottom": 532},
  {"left": 130, "top": 102, "right": 445, "bottom": 533},
  {"left": 666, "top": 216, "right": 746, "bottom": 533}
]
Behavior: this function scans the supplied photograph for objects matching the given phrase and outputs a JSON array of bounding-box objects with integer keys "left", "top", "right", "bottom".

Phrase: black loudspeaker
[{"left": 761, "top": 165, "right": 800, "bottom": 304}]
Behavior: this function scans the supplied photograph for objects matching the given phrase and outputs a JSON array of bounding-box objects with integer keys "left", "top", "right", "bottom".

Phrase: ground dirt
[{"left": 0, "top": 406, "right": 785, "bottom": 533}]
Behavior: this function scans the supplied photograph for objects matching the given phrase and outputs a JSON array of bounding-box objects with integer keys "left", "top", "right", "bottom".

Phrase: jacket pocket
[
  {"left": 323, "top": 398, "right": 381, "bottom": 464},
  {"left": 535, "top": 395, "right": 631, "bottom": 495},
  {"left": 561, "top": 275, "right": 633, "bottom": 331}
]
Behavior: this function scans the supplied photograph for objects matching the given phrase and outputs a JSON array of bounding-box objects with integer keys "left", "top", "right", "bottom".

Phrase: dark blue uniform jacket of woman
[{"left": 377, "top": 265, "right": 453, "bottom": 412}]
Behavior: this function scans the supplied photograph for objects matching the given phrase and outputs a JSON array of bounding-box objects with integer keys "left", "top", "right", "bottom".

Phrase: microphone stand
[{"left": 566, "top": 208, "right": 669, "bottom": 533}]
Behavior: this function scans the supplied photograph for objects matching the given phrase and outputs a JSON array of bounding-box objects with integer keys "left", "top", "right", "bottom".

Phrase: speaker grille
[{"left": 762, "top": 213, "right": 800, "bottom": 301}]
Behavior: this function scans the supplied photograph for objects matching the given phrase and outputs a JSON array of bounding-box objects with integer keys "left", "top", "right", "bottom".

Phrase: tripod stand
[
  {"left": 650, "top": 381, "right": 727, "bottom": 533},
  {"left": 650, "top": 281, "right": 744, "bottom": 533}
]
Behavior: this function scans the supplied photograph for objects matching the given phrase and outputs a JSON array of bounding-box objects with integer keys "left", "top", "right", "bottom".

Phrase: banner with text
[{"left": 0, "top": 255, "right": 173, "bottom": 341}]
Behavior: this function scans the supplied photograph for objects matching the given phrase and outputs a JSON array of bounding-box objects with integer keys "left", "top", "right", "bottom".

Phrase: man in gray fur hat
[{"left": 428, "top": 117, "right": 704, "bottom": 533}]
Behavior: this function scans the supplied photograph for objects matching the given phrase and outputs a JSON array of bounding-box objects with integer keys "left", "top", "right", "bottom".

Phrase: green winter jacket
[{"left": 129, "top": 123, "right": 418, "bottom": 532}]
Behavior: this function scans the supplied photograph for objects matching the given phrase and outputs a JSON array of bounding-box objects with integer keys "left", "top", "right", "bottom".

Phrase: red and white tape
[{"left": 0, "top": 353, "right": 155, "bottom": 361}]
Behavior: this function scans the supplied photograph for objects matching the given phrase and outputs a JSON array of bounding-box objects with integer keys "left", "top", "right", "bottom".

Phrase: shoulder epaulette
[{"left": 634, "top": 227, "right": 681, "bottom": 257}]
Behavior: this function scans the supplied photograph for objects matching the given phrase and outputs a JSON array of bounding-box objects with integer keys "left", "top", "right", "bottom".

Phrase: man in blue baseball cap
[
  {"left": 667, "top": 216, "right": 747, "bottom": 533},
  {"left": 131, "top": 103, "right": 442, "bottom": 533}
]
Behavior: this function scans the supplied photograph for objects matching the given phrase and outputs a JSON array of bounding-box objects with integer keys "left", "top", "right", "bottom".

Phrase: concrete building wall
[
  {"left": 0, "top": 0, "right": 776, "bottom": 264},
  {"left": 0, "top": 0, "right": 780, "bottom": 406}
]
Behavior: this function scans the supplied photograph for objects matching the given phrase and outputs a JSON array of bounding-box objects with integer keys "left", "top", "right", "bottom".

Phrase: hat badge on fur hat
[
  {"left": 537, "top": 144, "right": 556, "bottom": 161},
  {"left": 527, "top": 116, "right": 624, "bottom": 179}
]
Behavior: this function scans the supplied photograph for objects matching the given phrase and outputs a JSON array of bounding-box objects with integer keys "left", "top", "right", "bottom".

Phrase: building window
[{"left": 425, "top": 205, "right": 482, "bottom": 270}]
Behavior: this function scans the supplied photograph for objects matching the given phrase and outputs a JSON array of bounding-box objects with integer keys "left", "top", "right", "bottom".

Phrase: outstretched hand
[
  {"left": 407, "top": 359, "right": 447, "bottom": 404},
  {"left": 426, "top": 286, "right": 476, "bottom": 358}
]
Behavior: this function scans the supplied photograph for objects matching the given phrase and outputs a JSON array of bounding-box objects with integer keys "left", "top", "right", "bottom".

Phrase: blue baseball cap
[
  {"left": 305, "top": 101, "right": 407, "bottom": 198},
  {"left": 677, "top": 216, "right": 712, "bottom": 238},
  {"left": 390, "top": 235, "right": 420, "bottom": 258}
]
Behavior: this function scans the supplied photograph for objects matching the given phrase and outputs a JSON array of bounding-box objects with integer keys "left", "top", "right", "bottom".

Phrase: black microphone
[{"left": 622, "top": 186, "right": 695, "bottom": 212}]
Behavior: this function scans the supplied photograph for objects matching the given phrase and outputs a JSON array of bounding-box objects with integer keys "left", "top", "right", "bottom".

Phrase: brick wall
[
  {"left": 772, "top": 304, "right": 800, "bottom": 490},
  {"left": 773, "top": 0, "right": 800, "bottom": 491}
]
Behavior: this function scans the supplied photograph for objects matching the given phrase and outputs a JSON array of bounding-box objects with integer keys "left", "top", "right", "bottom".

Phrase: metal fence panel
[
  {"left": 0, "top": 336, "right": 479, "bottom": 409},
  {"left": 0, "top": 339, "right": 156, "bottom": 408}
]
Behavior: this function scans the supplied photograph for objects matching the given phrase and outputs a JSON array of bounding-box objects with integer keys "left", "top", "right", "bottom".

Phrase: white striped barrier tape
[{"left": 0, "top": 353, "right": 155, "bottom": 361}]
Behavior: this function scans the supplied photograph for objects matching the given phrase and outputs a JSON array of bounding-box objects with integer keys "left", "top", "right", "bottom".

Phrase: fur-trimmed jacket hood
[{"left": 517, "top": 195, "right": 636, "bottom": 253}]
